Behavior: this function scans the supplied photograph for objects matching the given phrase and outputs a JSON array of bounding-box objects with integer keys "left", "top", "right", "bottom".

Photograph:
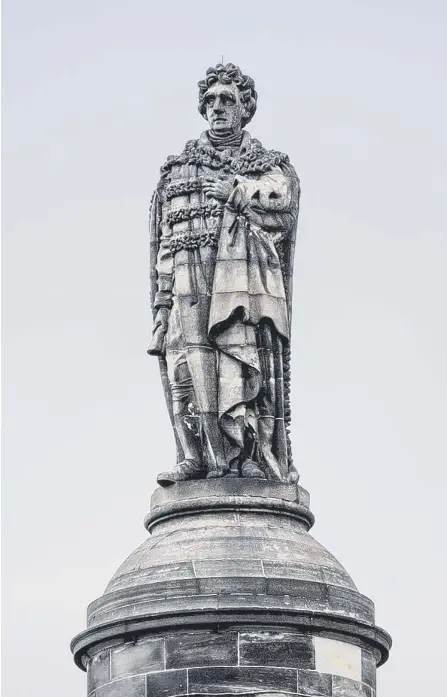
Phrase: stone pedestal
[{"left": 71, "top": 480, "right": 391, "bottom": 696}]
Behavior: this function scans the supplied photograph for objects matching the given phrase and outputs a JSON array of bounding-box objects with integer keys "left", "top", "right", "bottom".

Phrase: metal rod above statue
[{"left": 148, "top": 63, "right": 301, "bottom": 487}]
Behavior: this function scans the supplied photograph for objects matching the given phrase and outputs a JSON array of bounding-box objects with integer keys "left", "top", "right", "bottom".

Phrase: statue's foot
[
  {"left": 157, "top": 459, "right": 203, "bottom": 487},
  {"left": 241, "top": 459, "right": 266, "bottom": 479},
  {"left": 206, "top": 466, "right": 230, "bottom": 480},
  {"left": 224, "top": 467, "right": 239, "bottom": 478}
]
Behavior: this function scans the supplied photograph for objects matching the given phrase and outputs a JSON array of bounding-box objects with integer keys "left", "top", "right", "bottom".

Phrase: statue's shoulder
[
  {"left": 238, "top": 136, "right": 293, "bottom": 176},
  {"left": 159, "top": 138, "right": 205, "bottom": 178}
]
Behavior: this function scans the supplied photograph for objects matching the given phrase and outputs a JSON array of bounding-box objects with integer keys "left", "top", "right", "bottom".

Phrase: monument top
[{"left": 71, "top": 64, "right": 391, "bottom": 697}]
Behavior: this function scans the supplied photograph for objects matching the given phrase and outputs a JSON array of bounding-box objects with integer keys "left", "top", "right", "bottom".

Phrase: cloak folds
[{"left": 208, "top": 167, "right": 299, "bottom": 480}]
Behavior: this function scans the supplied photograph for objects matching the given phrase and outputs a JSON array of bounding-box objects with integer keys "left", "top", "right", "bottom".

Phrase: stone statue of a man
[{"left": 148, "top": 63, "right": 300, "bottom": 486}]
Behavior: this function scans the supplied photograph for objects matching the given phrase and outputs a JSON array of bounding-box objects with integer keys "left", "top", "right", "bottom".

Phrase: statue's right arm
[{"left": 148, "top": 191, "right": 173, "bottom": 356}]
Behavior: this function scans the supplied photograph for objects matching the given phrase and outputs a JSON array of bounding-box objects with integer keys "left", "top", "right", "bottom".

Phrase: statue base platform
[{"left": 71, "top": 479, "right": 391, "bottom": 696}]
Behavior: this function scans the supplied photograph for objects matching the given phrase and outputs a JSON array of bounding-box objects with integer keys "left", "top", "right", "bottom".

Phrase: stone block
[
  {"left": 146, "top": 669, "right": 187, "bottom": 697},
  {"left": 314, "top": 637, "right": 362, "bottom": 682},
  {"left": 332, "top": 675, "right": 370, "bottom": 696},
  {"left": 298, "top": 670, "right": 332, "bottom": 696},
  {"left": 194, "top": 558, "right": 263, "bottom": 578},
  {"left": 198, "top": 576, "right": 267, "bottom": 595},
  {"left": 326, "top": 586, "right": 374, "bottom": 623},
  {"left": 96, "top": 676, "right": 145, "bottom": 697},
  {"left": 87, "top": 649, "right": 110, "bottom": 694},
  {"left": 142, "top": 577, "right": 199, "bottom": 598},
  {"left": 141, "top": 561, "right": 196, "bottom": 581},
  {"left": 188, "top": 666, "right": 298, "bottom": 693},
  {"left": 107, "top": 562, "right": 196, "bottom": 594},
  {"left": 110, "top": 639, "right": 164, "bottom": 679},
  {"left": 263, "top": 560, "right": 324, "bottom": 584},
  {"left": 361, "top": 649, "right": 376, "bottom": 691},
  {"left": 266, "top": 578, "right": 328, "bottom": 605},
  {"left": 166, "top": 630, "right": 238, "bottom": 668},
  {"left": 239, "top": 631, "right": 314, "bottom": 669}
]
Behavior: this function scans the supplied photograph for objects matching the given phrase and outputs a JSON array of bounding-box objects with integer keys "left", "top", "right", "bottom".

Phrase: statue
[{"left": 148, "top": 63, "right": 300, "bottom": 486}]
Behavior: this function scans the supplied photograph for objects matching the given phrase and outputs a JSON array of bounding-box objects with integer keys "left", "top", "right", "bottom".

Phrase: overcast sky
[{"left": 2, "top": 1, "right": 447, "bottom": 696}]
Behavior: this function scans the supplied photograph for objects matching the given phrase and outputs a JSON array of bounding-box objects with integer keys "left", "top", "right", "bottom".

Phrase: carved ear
[{"left": 240, "top": 99, "right": 254, "bottom": 125}]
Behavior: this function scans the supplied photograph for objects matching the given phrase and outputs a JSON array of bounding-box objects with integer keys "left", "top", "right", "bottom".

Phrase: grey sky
[{"left": 2, "top": 1, "right": 446, "bottom": 696}]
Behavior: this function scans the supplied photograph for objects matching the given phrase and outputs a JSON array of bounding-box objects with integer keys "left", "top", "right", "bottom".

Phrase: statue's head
[{"left": 198, "top": 63, "right": 258, "bottom": 135}]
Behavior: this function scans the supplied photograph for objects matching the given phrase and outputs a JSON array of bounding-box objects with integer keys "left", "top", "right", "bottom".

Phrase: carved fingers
[
  {"left": 147, "top": 307, "right": 170, "bottom": 356},
  {"left": 203, "top": 178, "right": 233, "bottom": 202},
  {"left": 153, "top": 307, "right": 170, "bottom": 332}
]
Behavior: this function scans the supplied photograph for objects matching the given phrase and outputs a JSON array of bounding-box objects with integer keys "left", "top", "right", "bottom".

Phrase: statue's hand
[
  {"left": 203, "top": 178, "right": 233, "bottom": 202},
  {"left": 147, "top": 307, "right": 170, "bottom": 356}
]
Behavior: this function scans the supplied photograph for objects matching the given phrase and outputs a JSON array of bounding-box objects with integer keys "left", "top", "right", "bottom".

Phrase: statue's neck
[{"left": 208, "top": 129, "right": 244, "bottom": 150}]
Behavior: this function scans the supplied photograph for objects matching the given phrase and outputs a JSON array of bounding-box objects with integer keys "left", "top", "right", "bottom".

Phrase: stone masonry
[{"left": 71, "top": 480, "right": 391, "bottom": 695}]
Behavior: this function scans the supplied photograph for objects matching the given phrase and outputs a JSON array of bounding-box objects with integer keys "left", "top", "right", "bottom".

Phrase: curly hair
[{"left": 198, "top": 63, "right": 258, "bottom": 127}]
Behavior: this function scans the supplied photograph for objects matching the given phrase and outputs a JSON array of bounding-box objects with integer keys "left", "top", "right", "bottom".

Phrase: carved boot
[
  {"left": 157, "top": 459, "right": 203, "bottom": 486},
  {"left": 157, "top": 414, "right": 203, "bottom": 487},
  {"left": 241, "top": 458, "right": 266, "bottom": 479}
]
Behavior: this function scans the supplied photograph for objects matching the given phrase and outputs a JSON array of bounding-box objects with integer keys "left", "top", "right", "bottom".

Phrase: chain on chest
[{"left": 165, "top": 164, "right": 232, "bottom": 253}]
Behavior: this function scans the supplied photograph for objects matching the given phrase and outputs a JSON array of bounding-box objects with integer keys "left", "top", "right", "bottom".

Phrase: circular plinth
[{"left": 71, "top": 480, "right": 391, "bottom": 696}]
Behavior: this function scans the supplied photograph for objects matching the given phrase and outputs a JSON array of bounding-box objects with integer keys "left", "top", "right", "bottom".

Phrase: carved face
[{"left": 203, "top": 82, "right": 246, "bottom": 134}]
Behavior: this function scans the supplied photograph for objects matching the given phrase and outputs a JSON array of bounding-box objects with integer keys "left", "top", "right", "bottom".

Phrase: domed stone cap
[
  {"left": 72, "top": 480, "right": 390, "bottom": 671},
  {"left": 97, "top": 481, "right": 362, "bottom": 621}
]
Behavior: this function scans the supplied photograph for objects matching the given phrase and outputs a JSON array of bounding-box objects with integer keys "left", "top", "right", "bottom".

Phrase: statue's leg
[
  {"left": 185, "top": 347, "right": 229, "bottom": 478},
  {"left": 174, "top": 247, "right": 229, "bottom": 478},
  {"left": 157, "top": 350, "right": 203, "bottom": 486},
  {"left": 170, "top": 358, "right": 202, "bottom": 466}
]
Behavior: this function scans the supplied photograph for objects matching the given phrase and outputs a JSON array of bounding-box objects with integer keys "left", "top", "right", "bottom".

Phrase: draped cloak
[{"left": 149, "top": 131, "right": 300, "bottom": 480}]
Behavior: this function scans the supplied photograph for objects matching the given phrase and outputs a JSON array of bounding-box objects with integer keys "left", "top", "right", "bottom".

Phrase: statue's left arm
[{"left": 228, "top": 164, "right": 300, "bottom": 239}]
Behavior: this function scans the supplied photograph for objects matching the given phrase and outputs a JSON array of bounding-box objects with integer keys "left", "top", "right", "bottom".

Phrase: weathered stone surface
[
  {"left": 166, "top": 631, "right": 237, "bottom": 669},
  {"left": 95, "top": 676, "right": 145, "bottom": 697},
  {"left": 193, "top": 558, "right": 264, "bottom": 578},
  {"left": 326, "top": 586, "right": 375, "bottom": 624},
  {"left": 145, "top": 494, "right": 314, "bottom": 534},
  {"left": 101, "top": 485, "right": 350, "bottom": 611},
  {"left": 198, "top": 576, "right": 267, "bottom": 595},
  {"left": 298, "top": 670, "right": 332, "bottom": 696},
  {"left": 188, "top": 666, "right": 298, "bottom": 693},
  {"left": 361, "top": 649, "right": 377, "bottom": 692},
  {"left": 87, "top": 649, "right": 110, "bottom": 694},
  {"left": 72, "top": 483, "right": 390, "bottom": 679},
  {"left": 110, "top": 639, "right": 164, "bottom": 679},
  {"left": 146, "top": 669, "right": 187, "bottom": 697},
  {"left": 332, "top": 675, "right": 370, "bottom": 696},
  {"left": 266, "top": 578, "right": 328, "bottom": 605},
  {"left": 314, "top": 637, "right": 362, "bottom": 682},
  {"left": 105, "top": 560, "right": 196, "bottom": 594},
  {"left": 239, "top": 631, "right": 314, "bottom": 669},
  {"left": 263, "top": 560, "right": 324, "bottom": 585},
  {"left": 150, "top": 479, "right": 305, "bottom": 508}
]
